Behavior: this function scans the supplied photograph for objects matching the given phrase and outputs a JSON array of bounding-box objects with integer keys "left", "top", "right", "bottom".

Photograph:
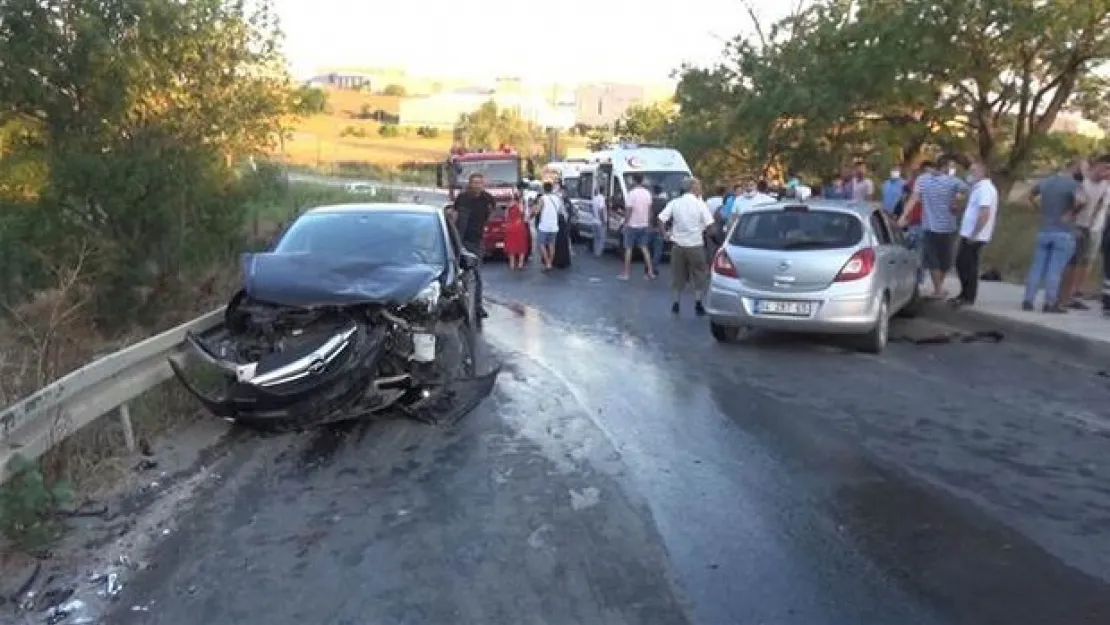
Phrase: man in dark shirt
[
  {"left": 450, "top": 173, "right": 494, "bottom": 318},
  {"left": 643, "top": 184, "right": 668, "bottom": 277}
]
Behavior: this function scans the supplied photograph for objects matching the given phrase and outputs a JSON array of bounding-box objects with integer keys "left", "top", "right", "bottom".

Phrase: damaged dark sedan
[{"left": 170, "top": 203, "right": 482, "bottom": 430}]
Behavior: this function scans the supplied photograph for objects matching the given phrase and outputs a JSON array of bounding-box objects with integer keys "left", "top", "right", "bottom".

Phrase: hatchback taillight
[
  {"left": 834, "top": 248, "right": 876, "bottom": 281},
  {"left": 712, "top": 249, "right": 738, "bottom": 278}
]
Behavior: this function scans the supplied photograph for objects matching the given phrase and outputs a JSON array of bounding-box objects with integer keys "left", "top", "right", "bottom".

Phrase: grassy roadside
[{"left": 982, "top": 201, "right": 1102, "bottom": 294}]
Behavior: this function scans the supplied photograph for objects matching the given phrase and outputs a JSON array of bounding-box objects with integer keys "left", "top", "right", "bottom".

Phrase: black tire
[
  {"left": 857, "top": 296, "right": 890, "bottom": 354},
  {"left": 711, "top": 322, "right": 740, "bottom": 343}
]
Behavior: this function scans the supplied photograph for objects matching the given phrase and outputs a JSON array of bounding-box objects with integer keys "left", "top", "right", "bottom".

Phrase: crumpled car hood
[{"left": 241, "top": 252, "right": 442, "bottom": 308}]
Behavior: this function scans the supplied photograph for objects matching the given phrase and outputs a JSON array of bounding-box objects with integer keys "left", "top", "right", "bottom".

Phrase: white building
[
  {"left": 574, "top": 83, "right": 648, "bottom": 127},
  {"left": 398, "top": 88, "right": 575, "bottom": 130}
]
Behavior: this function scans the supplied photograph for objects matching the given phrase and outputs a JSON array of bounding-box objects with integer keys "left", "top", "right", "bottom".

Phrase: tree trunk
[{"left": 994, "top": 173, "right": 1018, "bottom": 206}]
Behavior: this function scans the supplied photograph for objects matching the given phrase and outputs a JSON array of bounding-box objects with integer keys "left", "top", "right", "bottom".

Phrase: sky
[{"left": 274, "top": 0, "right": 791, "bottom": 84}]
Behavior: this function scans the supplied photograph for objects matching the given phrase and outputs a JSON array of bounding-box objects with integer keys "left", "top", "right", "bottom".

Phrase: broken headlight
[{"left": 413, "top": 281, "right": 441, "bottom": 309}]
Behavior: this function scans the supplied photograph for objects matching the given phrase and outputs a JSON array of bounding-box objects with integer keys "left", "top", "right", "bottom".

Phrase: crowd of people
[
  {"left": 778, "top": 156, "right": 1110, "bottom": 317},
  {"left": 451, "top": 155, "right": 1110, "bottom": 322}
]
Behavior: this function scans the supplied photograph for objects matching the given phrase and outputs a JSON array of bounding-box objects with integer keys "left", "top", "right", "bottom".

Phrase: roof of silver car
[
  {"left": 305, "top": 202, "right": 439, "bottom": 215},
  {"left": 747, "top": 199, "right": 879, "bottom": 218}
]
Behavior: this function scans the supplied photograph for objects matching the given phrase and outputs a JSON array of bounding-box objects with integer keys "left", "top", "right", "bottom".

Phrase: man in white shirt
[
  {"left": 850, "top": 163, "right": 875, "bottom": 202},
  {"left": 590, "top": 187, "right": 607, "bottom": 257},
  {"left": 619, "top": 174, "right": 656, "bottom": 280},
  {"left": 952, "top": 161, "right": 999, "bottom": 307},
  {"left": 657, "top": 177, "right": 715, "bottom": 315},
  {"left": 1059, "top": 157, "right": 1109, "bottom": 309},
  {"left": 536, "top": 181, "right": 562, "bottom": 271}
]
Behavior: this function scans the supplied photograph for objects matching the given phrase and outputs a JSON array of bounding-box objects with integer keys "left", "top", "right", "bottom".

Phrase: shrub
[{"left": 0, "top": 455, "right": 75, "bottom": 549}]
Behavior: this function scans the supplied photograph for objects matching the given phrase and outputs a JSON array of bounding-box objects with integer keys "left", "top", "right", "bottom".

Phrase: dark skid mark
[{"left": 889, "top": 330, "right": 1005, "bottom": 345}]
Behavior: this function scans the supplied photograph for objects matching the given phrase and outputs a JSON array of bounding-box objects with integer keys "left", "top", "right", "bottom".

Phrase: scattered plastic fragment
[{"left": 44, "top": 598, "right": 87, "bottom": 625}]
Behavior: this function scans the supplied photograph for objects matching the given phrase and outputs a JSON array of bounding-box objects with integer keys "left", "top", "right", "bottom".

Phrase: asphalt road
[{"left": 105, "top": 248, "right": 1110, "bottom": 625}]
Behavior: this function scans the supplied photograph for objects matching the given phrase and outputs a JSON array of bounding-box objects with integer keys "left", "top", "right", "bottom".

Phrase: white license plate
[
  {"left": 412, "top": 333, "right": 436, "bottom": 362},
  {"left": 495, "top": 241, "right": 504, "bottom": 248},
  {"left": 756, "top": 300, "right": 813, "bottom": 316}
]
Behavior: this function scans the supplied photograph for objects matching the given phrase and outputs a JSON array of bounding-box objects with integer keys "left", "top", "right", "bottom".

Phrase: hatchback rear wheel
[
  {"left": 857, "top": 296, "right": 889, "bottom": 354},
  {"left": 711, "top": 322, "right": 740, "bottom": 343}
]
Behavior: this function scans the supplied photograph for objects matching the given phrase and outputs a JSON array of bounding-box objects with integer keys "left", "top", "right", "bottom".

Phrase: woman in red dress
[{"left": 503, "top": 198, "right": 530, "bottom": 270}]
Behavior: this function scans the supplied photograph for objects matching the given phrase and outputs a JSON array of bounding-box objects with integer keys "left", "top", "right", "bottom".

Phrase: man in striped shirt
[{"left": 899, "top": 160, "right": 968, "bottom": 297}]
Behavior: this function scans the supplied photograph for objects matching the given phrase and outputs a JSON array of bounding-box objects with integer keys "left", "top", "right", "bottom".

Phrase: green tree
[
  {"left": 293, "top": 86, "right": 328, "bottom": 115},
  {"left": 614, "top": 103, "right": 674, "bottom": 143},
  {"left": 381, "top": 84, "right": 407, "bottom": 97},
  {"left": 586, "top": 126, "right": 612, "bottom": 151},
  {"left": 672, "top": 0, "right": 1110, "bottom": 193},
  {"left": 454, "top": 101, "right": 540, "bottom": 150},
  {"left": 0, "top": 0, "right": 294, "bottom": 327}
]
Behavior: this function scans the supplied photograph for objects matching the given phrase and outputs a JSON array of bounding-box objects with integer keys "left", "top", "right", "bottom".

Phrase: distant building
[
  {"left": 307, "top": 72, "right": 372, "bottom": 90},
  {"left": 398, "top": 85, "right": 575, "bottom": 130},
  {"left": 575, "top": 83, "right": 647, "bottom": 127}
]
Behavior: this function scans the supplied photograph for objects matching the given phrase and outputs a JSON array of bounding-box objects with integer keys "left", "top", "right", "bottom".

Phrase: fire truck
[{"left": 436, "top": 146, "right": 535, "bottom": 259}]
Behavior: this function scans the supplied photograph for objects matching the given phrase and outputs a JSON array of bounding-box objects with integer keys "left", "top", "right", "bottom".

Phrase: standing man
[
  {"left": 450, "top": 173, "right": 494, "bottom": 319},
  {"left": 850, "top": 163, "right": 875, "bottom": 202},
  {"left": 881, "top": 166, "right": 905, "bottom": 213},
  {"left": 619, "top": 174, "right": 656, "bottom": 280},
  {"left": 732, "top": 179, "right": 776, "bottom": 216},
  {"left": 718, "top": 183, "right": 743, "bottom": 223},
  {"left": 705, "top": 185, "right": 726, "bottom": 215},
  {"left": 535, "top": 181, "right": 562, "bottom": 271},
  {"left": 657, "top": 178, "right": 715, "bottom": 316},
  {"left": 1059, "top": 155, "right": 1110, "bottom": 309},
  {"left": 952, "top": 161, "right": 999, "bottom": 307},
  {"left": 1021, "top": 160, "right": 1084, "bottom": 313},
  {"left": 590, "top": 185, "right": 607, "bottom": 257},
  {"left": 899, "top": 160, "right": 967, "bottom": 299}
]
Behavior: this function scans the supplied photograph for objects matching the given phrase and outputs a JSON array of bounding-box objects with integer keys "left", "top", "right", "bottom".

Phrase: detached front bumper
[{"left": 169, "top": 323, "right": 389, "bottom": 423}]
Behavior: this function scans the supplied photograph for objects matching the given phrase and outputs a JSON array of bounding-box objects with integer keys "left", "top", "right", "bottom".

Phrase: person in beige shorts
[
  {"left": 1060, "top": 158, "right": 1109, "bottom": 309},
  {"left": 657, "top": 177, "right": 715, "bottom": 316}
]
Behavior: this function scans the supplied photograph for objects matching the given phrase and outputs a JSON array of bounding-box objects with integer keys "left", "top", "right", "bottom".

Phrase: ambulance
[{"left": 579, "top": 143, "right": 693, "bottom": 252}]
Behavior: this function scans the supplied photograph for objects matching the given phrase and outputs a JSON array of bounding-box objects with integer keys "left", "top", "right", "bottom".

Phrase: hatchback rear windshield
[{"left": 729, "top": 209, "right": 863, "bottom": 250}]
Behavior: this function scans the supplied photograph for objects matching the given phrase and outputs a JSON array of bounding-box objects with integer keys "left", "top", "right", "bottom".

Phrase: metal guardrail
[{"left": 0, "top": 308, "right": 225, "bottom": 485}]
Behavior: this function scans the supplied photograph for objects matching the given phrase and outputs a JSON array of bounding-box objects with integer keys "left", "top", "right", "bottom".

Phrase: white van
[{"left": 584, "top": 144, "right": 693, "bottom": 251}]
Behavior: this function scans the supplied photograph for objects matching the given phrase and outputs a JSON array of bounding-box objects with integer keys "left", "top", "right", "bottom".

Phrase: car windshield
[
  {"left": 623, "top": 171, "right": 689, "bottom": 201},
  {"left": 730, "top": 209, "right": 863, "bottom": 250},
  {"left": 273, "top": 210, "right": 446, "bottom": 265},
  {"left": 452, "top": 159, "right": 520, "bottom": 188}
]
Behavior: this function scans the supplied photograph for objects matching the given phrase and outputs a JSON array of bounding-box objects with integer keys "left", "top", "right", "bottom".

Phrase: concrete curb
[{"left": 920, "top": 299, "right": 1110, "bottom": 368}]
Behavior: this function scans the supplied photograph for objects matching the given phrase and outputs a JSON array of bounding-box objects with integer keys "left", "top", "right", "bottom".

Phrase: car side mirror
[{"left": 459, "top": 250, "right": 479, "bottom": 271}]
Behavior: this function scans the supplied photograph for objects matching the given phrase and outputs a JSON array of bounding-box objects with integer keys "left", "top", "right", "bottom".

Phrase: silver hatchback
[{"left": 705, "top": 199, "right": 920, "bottom": 353}]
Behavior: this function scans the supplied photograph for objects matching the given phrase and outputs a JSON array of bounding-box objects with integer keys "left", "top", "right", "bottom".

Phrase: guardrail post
[{"left": 119, "top": 402, "right": 136, "bottom": 452}]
